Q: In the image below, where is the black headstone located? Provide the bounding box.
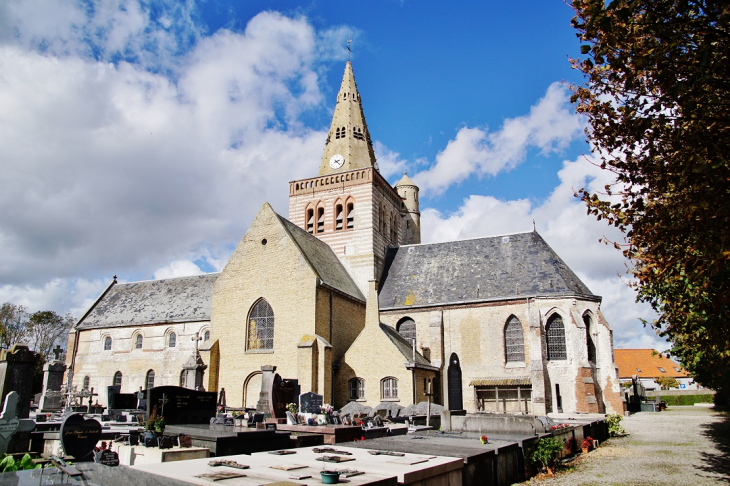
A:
[270,375,298,418]
[447,353,463,411]
[147,386,216,425]
[98,449,119,467]
[106,385,120,409]
[60,414,102,461]
[299,392,323,414]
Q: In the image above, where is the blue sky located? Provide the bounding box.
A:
[0,0,664,350]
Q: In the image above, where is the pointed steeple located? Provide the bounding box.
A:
[319,62,378,175]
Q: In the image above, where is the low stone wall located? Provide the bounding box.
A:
[441,411,543,436]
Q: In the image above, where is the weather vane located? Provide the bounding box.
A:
[347,37,352,61]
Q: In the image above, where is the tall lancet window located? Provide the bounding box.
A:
[247,299,275,351]
[335,204,344,230]
[504,316,525,362]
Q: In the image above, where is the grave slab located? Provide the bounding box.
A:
[112,443,210,466]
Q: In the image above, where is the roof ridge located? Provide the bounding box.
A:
[115,272,221,286]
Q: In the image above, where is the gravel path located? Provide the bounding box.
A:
[518,406,730,485]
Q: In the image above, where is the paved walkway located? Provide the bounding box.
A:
[519,406,730,485]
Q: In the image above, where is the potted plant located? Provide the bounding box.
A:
[154,415,166,433]
[319,450,340,484]
[581,436,594,454]
[566,436,578,455]
[530,437,563,477]
[318,404,333,425]
[479,435,488,444]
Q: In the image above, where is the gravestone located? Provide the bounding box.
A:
[107,386,138,411]
[299,392,323,414]
[0,392,35,456]
[0,344,39,420]
[269,374,298,419]
[97,449,119,467]
[256,365,276,414]
[447,352,463,411]
[147,386,216,425]
[39,350,67,412]
[60,413,102,462]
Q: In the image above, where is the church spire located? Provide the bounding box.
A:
[318,62,378,176]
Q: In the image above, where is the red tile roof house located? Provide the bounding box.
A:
[614,349,700,392]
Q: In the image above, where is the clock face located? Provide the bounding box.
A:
[329,154,344,169]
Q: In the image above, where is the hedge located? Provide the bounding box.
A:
[646,394,714,406]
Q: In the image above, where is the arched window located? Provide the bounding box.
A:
[306,207,314,233]
[316,206,325,233]
[349,377,365,400]
[104,336,112,351]
[584,315,596,363]
[335,203,344,230]
[113,371,123,387]
[83,376,90,391]
[381,377,398,399]
[247,299,275,350]
[505,316,525,362]
[135,334,143,349]
[546,314,567,361]
[146,370,155,390]
[204,330,210,341]
[168,332,176,348]
[180,370,187,388]
[346,202,354,229]
[397,318,416,346]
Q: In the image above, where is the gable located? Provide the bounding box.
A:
[379,231,596,309]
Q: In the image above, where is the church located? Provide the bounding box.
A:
[67,62,624,416]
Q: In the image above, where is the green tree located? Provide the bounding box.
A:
[26,311,73,363]
[0,303,29,350]
[570,0,730,398]
[656,376,680,390]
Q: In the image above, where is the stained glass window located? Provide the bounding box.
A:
[247,299,274,350]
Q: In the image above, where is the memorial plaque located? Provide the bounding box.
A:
[147,386,216,425]
[299,392,323,414]
[98,449,119,467]
[60,414,102,461]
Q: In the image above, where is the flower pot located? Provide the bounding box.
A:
[546,466,555,477]
[582,447,589,454]
[316,414,328,426]
[320,471,340,484]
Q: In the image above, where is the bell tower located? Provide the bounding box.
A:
[288,62,419,295]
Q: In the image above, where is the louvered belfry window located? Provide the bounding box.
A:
[335,204,343,230]
[247,299,275,350]
[505,316,525,362]
[546,315,567,360]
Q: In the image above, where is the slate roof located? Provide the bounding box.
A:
[614,349,689,379]
[379,323,435,369]
[76,273,218,329]
[378,231,596,309]
[278,215,365,303]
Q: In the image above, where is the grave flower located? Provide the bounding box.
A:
[287,403,298,415]
[479,435,488,444]
[320,404,334,415]
[581,436,594,453]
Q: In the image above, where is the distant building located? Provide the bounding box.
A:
[68,62,625,415]
[614,349,698,391]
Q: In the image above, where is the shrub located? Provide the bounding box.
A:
[646,394,714,406]
[531,437,563,472]
[605,413,625,437]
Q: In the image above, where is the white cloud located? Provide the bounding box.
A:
[153,259,204,280]
[0,7,334,316]
[420,151,664,349]
[414,82,583,195]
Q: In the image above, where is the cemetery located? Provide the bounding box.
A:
[0,344,620,485]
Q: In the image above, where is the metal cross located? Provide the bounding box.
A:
[159,393,169,417]
[347,38,352,61]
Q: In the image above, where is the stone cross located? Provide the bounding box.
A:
[0,392,35,456]
[191,332,203,356]
[52,345,63,361]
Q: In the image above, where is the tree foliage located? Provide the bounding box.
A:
[655,376,680,390]
[26,311,73,363]
[570,0,730,395]
[0,303,29,350]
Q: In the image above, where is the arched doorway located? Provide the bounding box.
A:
[242,371,263,409]
[447,353,463,411]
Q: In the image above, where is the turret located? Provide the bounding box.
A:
[395,172,421,245]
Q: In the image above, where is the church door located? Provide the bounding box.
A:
[447,353,463,411]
